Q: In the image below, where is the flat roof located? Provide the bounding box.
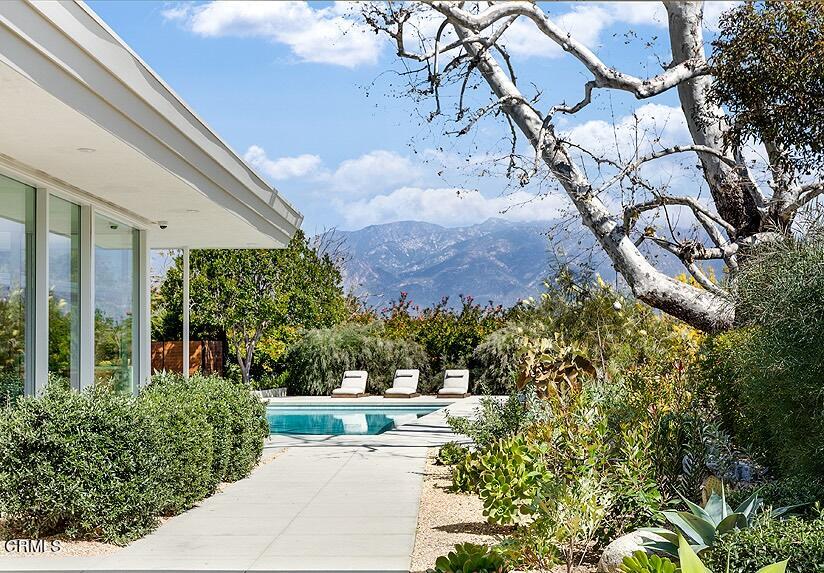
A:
[0,0,302,248]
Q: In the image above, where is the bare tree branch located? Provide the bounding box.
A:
[426,1,709,98]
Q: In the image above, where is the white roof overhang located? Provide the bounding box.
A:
[0,0,302,248]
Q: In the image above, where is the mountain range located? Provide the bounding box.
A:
[337,218,588,309]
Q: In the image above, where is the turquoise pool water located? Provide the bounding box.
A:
[266,404,441,435]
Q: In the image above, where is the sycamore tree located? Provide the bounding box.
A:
[362,1,823,331]
[155,230,348,384]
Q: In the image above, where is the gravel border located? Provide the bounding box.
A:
[411,449,513,573]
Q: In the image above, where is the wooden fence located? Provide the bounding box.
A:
[151,341,223,377]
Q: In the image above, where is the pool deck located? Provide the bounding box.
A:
[0,396,479,573]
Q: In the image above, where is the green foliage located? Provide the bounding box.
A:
[624,536,788,573]
[620,551,679,573]
[640,488,788,558]
[0,374,268,544]
[476,436,552,524]
[727,476,824,515]
[283,323,428,395]
[710,1,823,176]
[704,515,824,573]
[0,383,162,544]
[470,324,525,395]
[153,230,348,383]
[436,441,469,466]
[711,234,824,479]
[428,543,507,573]
[382,293,507,392]
[447,392,546,450]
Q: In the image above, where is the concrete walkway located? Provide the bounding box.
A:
[1,397,479,573]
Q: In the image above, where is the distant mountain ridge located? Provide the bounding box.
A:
[336,218,557,309]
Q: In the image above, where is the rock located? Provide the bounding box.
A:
[597,532,651,573]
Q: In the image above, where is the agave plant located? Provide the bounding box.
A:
[621,535,788,573]
[639,487,795,557]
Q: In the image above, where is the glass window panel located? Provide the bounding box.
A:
[94,213,135,393]
[0,174,34,400]
[48,196,81,388]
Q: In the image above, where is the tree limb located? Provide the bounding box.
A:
[426,1,709,98]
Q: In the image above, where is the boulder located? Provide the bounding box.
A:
[597,532,651,573]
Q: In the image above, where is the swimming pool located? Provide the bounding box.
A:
[266,404,441,435]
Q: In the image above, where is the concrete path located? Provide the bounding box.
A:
[0,397,479,573]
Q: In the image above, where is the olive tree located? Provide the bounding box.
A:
[362,1,823,331]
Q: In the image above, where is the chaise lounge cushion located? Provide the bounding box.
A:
[332,370,368,396]
[438,369,470,396]
[384,369,420,396]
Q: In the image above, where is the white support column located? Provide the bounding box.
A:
[182,247,190,379]
[79,205,94,389]
[33,188,49,395]
[136,230,151,391]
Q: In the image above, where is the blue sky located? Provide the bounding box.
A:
[88,1,739,234]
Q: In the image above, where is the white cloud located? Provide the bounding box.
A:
[503,4,615,59]
[244,145,321,180]
[339,187,565,228]
[564,103,690,157]
[163,1,382,68]
[702,2,740,33]
[326,150,423,195]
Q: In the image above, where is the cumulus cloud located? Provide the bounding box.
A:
[563,103,691,157]
[163,1,382,68]
[326,150,423,195]
[500,2,736,59]
[339,187,565,228]
[244,145,321,180]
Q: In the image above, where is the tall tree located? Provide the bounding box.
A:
[362,1,823,331]
[155,230,348,384]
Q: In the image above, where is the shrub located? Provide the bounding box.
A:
[382,293,507,393]
[717,233,824,478]
[0,374,268,544]
[703,515,824,573]
[727,476,824,515]
[470,325,524,395]
[446,391,547,450]
[283,323,429,395]
[0,383,163,543]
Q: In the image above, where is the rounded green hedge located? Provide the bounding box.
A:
[0,374,268,544]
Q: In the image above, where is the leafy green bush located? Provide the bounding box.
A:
[703,515,824,573]
[0,383,163,543]
[446,391,547,450]
[715,234,824,478]
[470,324,531,395]
[428,543,507,573]
[283,323,428,395]
[382,293,507,393]
[140,378,215,513]
[0,374,268,544]
[727,476,824,515]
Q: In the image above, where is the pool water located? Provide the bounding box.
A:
[266,404,441,435]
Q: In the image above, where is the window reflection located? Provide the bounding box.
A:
[48,196,81,388]
[0,174,34,401]
[94,214,135,393]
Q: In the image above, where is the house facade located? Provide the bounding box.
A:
[0,1,302,396]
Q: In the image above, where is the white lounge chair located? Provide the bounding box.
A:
[438,369,470,398]
[331,370,368,397]
[384,369,420,398]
